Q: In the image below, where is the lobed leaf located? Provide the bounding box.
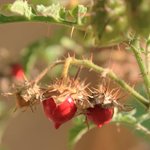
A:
[11,0,33,19]
[36,3,62,20]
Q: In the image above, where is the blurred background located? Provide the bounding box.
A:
[0,0,150,150]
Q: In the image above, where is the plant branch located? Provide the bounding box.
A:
[130,45,150,101]
[0,14,78,26]
[64,58,149,108]
[34,60,65,84]
[145,37,150,77]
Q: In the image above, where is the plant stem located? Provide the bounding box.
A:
[66,58,149,108]
[145,37,150,78]
[34,60,65,84]
[131,45,150,101]
[0,14,77,26]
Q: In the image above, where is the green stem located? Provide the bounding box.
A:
[131,45,150,101]
[0,14,77,26]
[145,37,150,78]
[68,58,149,108]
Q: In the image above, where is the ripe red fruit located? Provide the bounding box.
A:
[11,64,24,80]
[42,96,77,129]
[86,105,114,128]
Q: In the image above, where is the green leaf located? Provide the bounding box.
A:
[113,88,150,142]
[0,1,87,26]
[71,5,87,25]
[36,3,62,20]
[10,0,33,19]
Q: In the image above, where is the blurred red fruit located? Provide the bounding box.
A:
[42,96,77,129]
[11,64,24,80]
[86,105,114,128]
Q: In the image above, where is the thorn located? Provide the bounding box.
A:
[84,116,90,130]
[22,73,28,82]
[70,26,75,38]
[1,92,14,96]
[116,94,127,101]
[12,83,16,89]
[89,53,93,62]
[67,53,71,58]
[62,55,66,59]
[74,66,82,81]
[109,88,119,95]
[83,31,87,40]
[13,106,17,113]
[117,44,121,52]
[112,89,120,99]
[101,69,110,78]
[117,103,134,112]
[89,68,93,72]
[81,56,85,60]
[29,102,34,112]
[106,79,111,93]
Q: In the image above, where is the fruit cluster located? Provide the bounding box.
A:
[10,63,123,129]
[41,78,118,129]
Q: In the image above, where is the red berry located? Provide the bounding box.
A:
[11,64,24,80]
[42,96,77,129]
[86,105,114,128]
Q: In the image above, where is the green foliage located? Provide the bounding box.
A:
[126,0,150,36]
[0,0,150,45]
[71,5,87,25]
[36,3,62,20]
[113,106,150,140]
[0,0,87,26]
[69,107,150,149]
[0,0,150,149]
[10,0,33,19]
[91,0,128,46]
[0,0,33,19]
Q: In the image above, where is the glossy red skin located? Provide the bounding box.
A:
[42,96,77,129]
[86,105,114,128]
[11,64,24,80]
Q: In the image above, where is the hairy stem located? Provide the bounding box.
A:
[131,45,150,101]
[0,14,77,26]
[64,58,149,108]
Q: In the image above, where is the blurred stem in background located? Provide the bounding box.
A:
[0,101,10,150]
[129,37,150,101]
